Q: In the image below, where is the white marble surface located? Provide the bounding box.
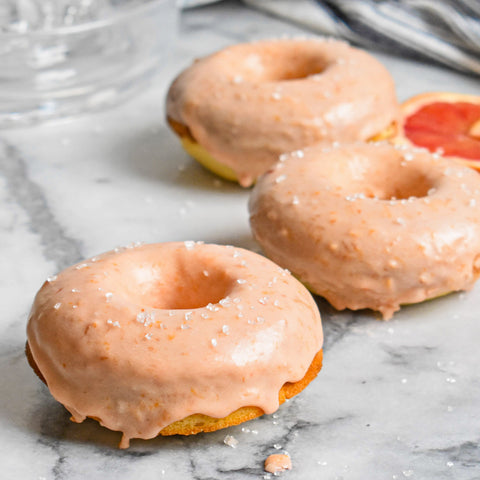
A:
[1,1,480,479]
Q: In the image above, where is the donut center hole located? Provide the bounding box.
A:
[241,50,326,82]
[367,174,433,200]
[328,150,436,200]
[275,61,324,81]
[129,263,235,310]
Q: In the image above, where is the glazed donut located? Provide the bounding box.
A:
[166,38,399,187]
[26,242,323,448]
[249,142,480,319]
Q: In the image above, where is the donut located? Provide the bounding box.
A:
[166,39,399,187]
[249,142,480,319]
[26,242,323,448]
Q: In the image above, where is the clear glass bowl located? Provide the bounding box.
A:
[0,0,177,127]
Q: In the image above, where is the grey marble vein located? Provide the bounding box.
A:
[0,139,83,271]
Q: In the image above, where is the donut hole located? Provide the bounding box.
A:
[325,150,436,200]
[238,48,326,82]
[126,261,235,310]
[370,172,433,200]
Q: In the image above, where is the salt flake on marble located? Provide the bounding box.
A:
[224,434,238,448]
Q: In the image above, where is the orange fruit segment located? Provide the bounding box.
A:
[392,92,480,170]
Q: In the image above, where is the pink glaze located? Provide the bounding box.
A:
[249,143,480,319]
[167,38,399,186]
[27,242,322,447]
[264,454,292,474]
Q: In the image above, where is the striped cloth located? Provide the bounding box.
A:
[181,0,480,76]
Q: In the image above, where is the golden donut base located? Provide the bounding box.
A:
[168,118,238,183]
[168,117,400,184]
[26,342,323,437]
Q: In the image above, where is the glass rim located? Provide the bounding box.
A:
[0,0,176,38]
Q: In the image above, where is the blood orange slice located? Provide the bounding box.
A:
[391,92,480,170]
[395,92,480,170]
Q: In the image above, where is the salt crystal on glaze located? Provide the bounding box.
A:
[184,240,195,250]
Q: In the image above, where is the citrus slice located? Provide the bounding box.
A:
[394,92,480,170]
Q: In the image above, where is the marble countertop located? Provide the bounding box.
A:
[1,1,480,479]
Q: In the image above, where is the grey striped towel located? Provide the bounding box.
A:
[182,0,480,76]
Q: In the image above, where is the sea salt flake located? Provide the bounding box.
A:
[54,303,61,310]
[203,270,209,277]
[75,263,88,270]
[184,240,195,250]
[275,174,287,184]
[47,275,57,282]
[237,278,247,284]
[201,312,209,319]
[145,333,152,340]
[211,338,217,347]
[206,303,220,312]
[292,195,300,205]
[219,297,232,307]
[71,288,80,293]
[470,198,477,207]
[181,324,190,330]
[222,325,230,335]
[105,292,113,303]
[224,434,238,448]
